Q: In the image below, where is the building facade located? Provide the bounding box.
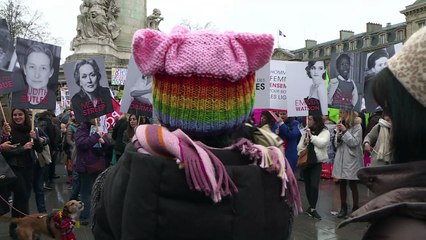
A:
[272,0,426,62]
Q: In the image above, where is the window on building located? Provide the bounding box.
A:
[379,33,387,45]
[325,47,331,56]
[418,21,426,28]
[396,30,404,41]
[314,49,319,58]
[363,36,370,48]
[349,41,356,51]
[336,43,343,53]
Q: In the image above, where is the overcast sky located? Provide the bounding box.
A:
[20,0,415,61]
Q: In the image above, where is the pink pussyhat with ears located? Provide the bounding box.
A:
[132,25,274,82]
[131,25,274,136]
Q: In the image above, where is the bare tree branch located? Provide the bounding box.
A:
[0,0,60,44]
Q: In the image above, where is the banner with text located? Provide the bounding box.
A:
[63,56,113,123]
[254,60,287,111]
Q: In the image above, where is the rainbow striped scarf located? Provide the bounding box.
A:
[133,124,302,215]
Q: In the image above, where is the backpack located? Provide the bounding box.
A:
[246,123,284,148]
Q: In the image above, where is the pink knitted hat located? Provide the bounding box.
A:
[132,26,274,81]
[132,26,274,135]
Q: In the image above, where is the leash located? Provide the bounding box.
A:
[0,194,45,219]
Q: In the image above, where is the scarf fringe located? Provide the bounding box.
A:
[133,125,302,214]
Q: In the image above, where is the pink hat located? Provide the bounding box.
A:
[131,26,274,136]
[132,26,274,82]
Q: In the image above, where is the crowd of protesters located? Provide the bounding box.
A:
[0,25,424,240]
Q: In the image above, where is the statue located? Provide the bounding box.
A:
[72,0,121,49]
[147,8,163,30]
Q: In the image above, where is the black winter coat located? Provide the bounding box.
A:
[93,144,294,240]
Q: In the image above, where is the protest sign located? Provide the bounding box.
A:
[63,56,113,123]
[111,67,127,85]
[120,57,153,119]
[254,60,287,111]
[11,38,61,110]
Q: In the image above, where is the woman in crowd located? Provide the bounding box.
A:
[339,27,426,239]
[363,114,392,166]
[121,114,138,146]
[273,112,302,172]
[332,110,363,218]
[74,118,109,225]
[305,60,328,116]
[92,26,301,240]
[259,110,276,130]
[71,58,113,122]
[0,109,43,239]
[297,115,330,220]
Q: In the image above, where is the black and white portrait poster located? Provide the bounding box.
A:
[0,19,15,72]
[120,57,153,120]
[362,43,403,112]
[63,56,113,123]
[0,19,21,96]
[286,61,328,116]
[328,52,363,111]
[11,38,61,110]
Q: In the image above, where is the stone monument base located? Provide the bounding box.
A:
[66,38,131,68]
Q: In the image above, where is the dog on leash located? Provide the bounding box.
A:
[0,200,84,240]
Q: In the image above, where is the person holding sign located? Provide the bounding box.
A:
[0,109,44,239]
[332,110,363,218]
[328,54,358,110]
[71,58,113,122]
[305,61,327,115]
[74,118,110,226]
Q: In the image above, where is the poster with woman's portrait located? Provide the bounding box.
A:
[362,43,403,112]
[63,56,113,123]
[11,38,61,110]
[286,61,328,116]
[120,57,153,121]
[0,19,22,96]
[328,52,363,111]
[0,19,15,72]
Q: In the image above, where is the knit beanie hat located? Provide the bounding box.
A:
[387,27,426,107]
[132,26,274,136]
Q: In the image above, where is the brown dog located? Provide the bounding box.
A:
[0,200,84,240]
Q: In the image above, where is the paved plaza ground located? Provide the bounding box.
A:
[0,166,370,240]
